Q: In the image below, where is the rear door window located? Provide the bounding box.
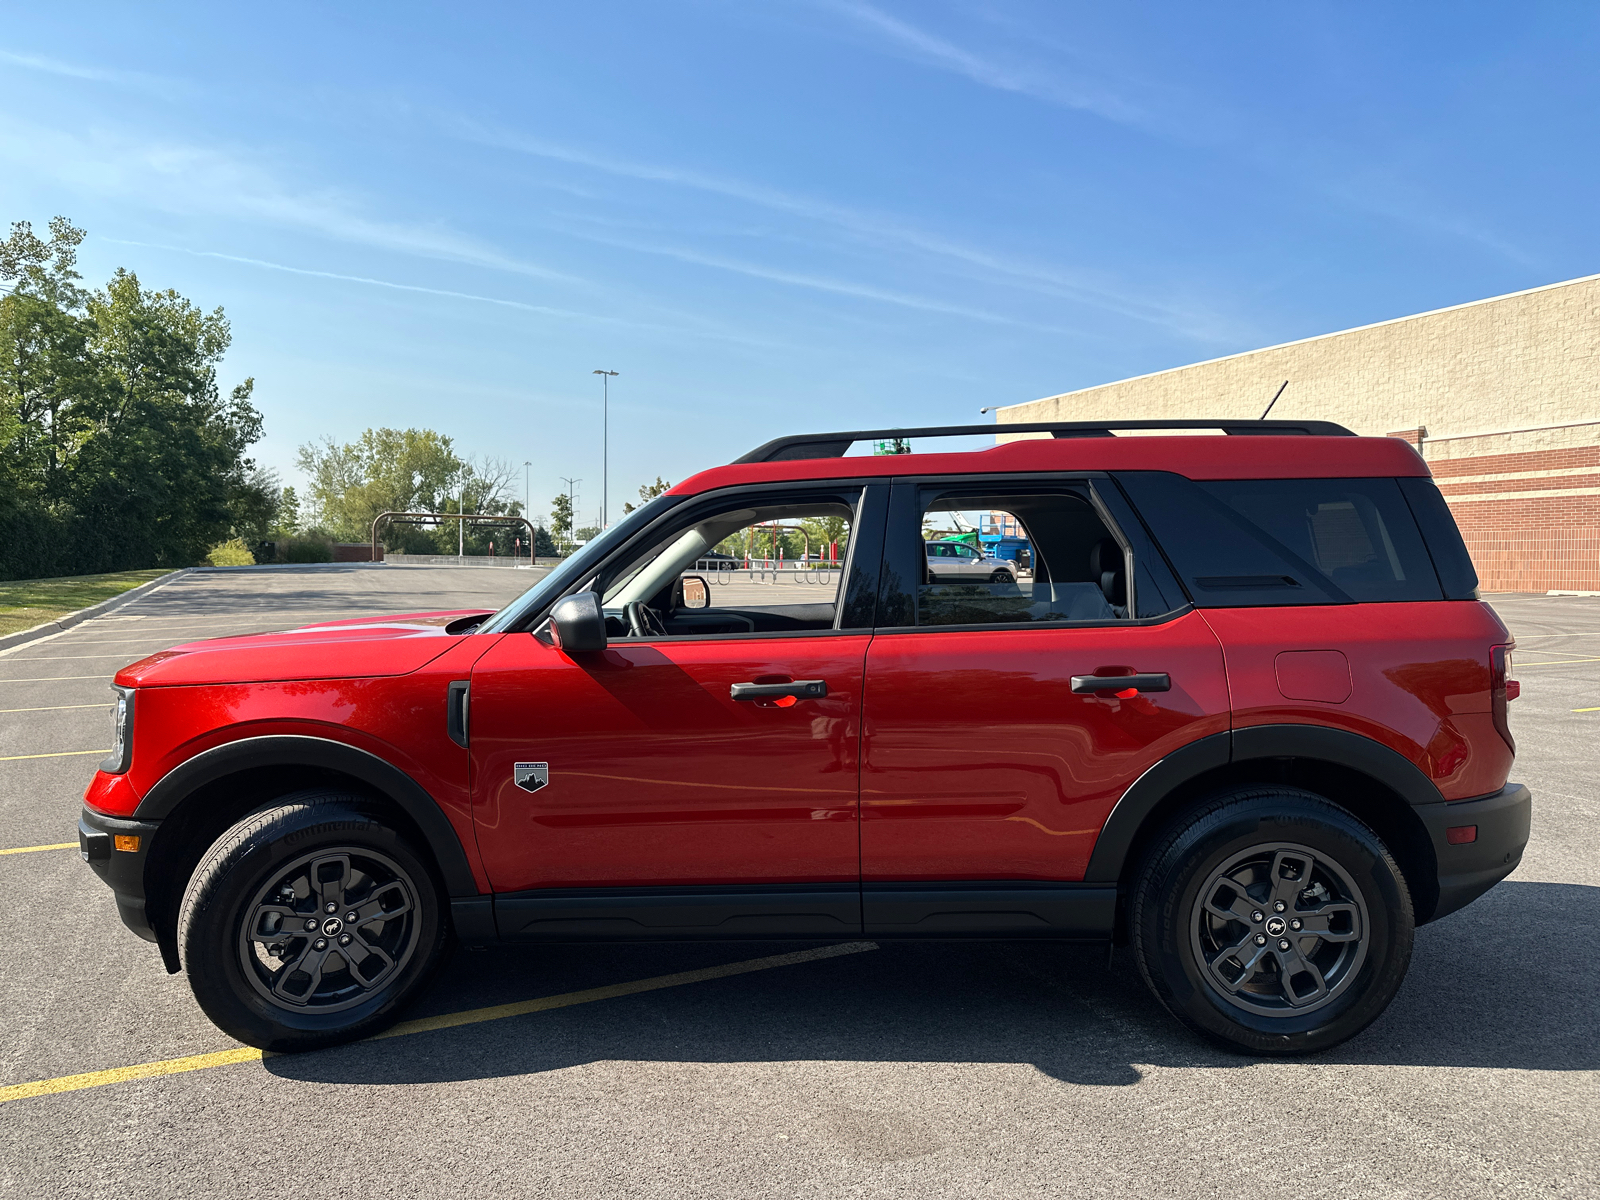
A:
[1116,473,1444,606]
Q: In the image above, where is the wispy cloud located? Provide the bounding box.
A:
[814,0,1144,125]
[557,226,1072,331]
[460,121,1241,341]
[105,239,797,348]
[0,47,185,96]
[0,115,577,284]
[811,5,1534,270]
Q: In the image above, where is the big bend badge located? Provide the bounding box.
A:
[513,762,549,794]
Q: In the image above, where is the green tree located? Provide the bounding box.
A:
[274,485,301,536]
[622,476,672,515]
[800,515,849,562]
[295,428,520,553]
[296,427,462,543]
[0,217,264,578]
[549,491,574,550]
[227,465,283,546]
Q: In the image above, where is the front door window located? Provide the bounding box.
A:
[468,486,883,893]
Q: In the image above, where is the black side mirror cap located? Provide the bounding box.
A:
[549,592,608,654]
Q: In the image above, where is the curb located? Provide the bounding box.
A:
[189,562,390,574]
[0,569,192,656]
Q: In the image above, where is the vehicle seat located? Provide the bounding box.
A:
[1090,538,1128,616]
[1033,581,1116,621]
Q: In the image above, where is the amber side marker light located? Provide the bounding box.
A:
[113,835,140,853]
[1446,826,1478,846]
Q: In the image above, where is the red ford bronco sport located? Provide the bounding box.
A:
[79,419,1530,1055]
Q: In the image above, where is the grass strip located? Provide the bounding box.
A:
[0,570,173,637]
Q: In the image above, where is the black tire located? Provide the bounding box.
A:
[178,791,447,1052]
[989,569,1011,582]
[1131,787,1413,1055]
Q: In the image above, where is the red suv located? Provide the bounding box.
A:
[79,419,1530,1055]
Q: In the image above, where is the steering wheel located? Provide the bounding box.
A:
[624,600,668,638]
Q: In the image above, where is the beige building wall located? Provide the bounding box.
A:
[999,273,1600,592]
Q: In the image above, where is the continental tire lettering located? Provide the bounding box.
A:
[282,820,377,845]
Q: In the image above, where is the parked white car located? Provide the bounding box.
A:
[925,540,1018,582]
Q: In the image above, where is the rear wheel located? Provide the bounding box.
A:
[178,792,447,1051]
[1131,787,1413,1055]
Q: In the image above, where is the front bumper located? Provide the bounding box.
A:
[1416,782,1532,922]
[79,806,161,943]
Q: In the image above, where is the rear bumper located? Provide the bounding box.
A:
[1416,782,1531,922]
[79,806,161,943]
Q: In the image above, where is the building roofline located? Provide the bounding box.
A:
[1001,270,1600,415]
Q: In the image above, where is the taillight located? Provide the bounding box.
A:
[1490,643,1516,753]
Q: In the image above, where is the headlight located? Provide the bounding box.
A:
[102,686,135,774]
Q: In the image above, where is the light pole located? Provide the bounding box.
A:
[593,370,618,529]
[559,476,580,552]
[523,460,531,561]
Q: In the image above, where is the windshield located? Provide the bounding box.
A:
[476,493,683,634]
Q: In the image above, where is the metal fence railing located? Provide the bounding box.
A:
[688,559,844,586]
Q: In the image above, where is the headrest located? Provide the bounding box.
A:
[1090,538,1126,606]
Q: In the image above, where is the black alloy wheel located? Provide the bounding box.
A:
[1189,842,1370,1015]
[179,792,446,1051]
[1132,787,1413,1055]
[238,846,419,1013]
[989,569,1011,582]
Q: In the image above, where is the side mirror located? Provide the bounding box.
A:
[548,592,607,654]
[680,575,710,610]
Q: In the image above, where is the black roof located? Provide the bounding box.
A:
[734,419,1356,464]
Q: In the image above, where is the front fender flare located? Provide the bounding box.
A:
[135,734,480,897]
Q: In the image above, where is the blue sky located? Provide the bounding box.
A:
[3,2,1596,526]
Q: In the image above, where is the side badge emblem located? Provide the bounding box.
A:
[513,762,549,794]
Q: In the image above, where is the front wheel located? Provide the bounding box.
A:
[177,792,447,1051]
[1131,787,1413,1055]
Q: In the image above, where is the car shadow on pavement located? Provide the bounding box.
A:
[263,880,1598,1088]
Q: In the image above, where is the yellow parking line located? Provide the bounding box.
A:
[0,842,77,856]
[0,1048,264,1103]
[0,677,109,684]
[375,941,876,1039]
[1513,657,1600,666]
[0,749,109,762]
[1574,707,1600,713]
[0,941,876,1105]
[0,704,112,714]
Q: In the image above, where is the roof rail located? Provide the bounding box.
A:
[733,419,1357,464]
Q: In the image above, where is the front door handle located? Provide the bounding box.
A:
[1071,673,1170,696]
[730,680,828,703]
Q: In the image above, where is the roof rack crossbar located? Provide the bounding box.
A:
[734,419,1357,464]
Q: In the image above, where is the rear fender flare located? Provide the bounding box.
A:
[1083,724,1444,884]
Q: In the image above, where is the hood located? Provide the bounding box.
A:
[113,609,495,688]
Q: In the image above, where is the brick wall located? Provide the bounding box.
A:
[1423,445,1600,591]
[1001,272,1600,593]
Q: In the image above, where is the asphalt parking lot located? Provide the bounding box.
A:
[2,569,1596,1198]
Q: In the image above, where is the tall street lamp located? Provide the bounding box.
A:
[559,476,581,551]
[593,370,618,529]
[523,460,531,561]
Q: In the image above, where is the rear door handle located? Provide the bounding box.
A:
[1071,673,1170,695]
[730,680,828,702]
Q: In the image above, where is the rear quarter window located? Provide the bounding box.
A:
[1116,472,1445,606]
